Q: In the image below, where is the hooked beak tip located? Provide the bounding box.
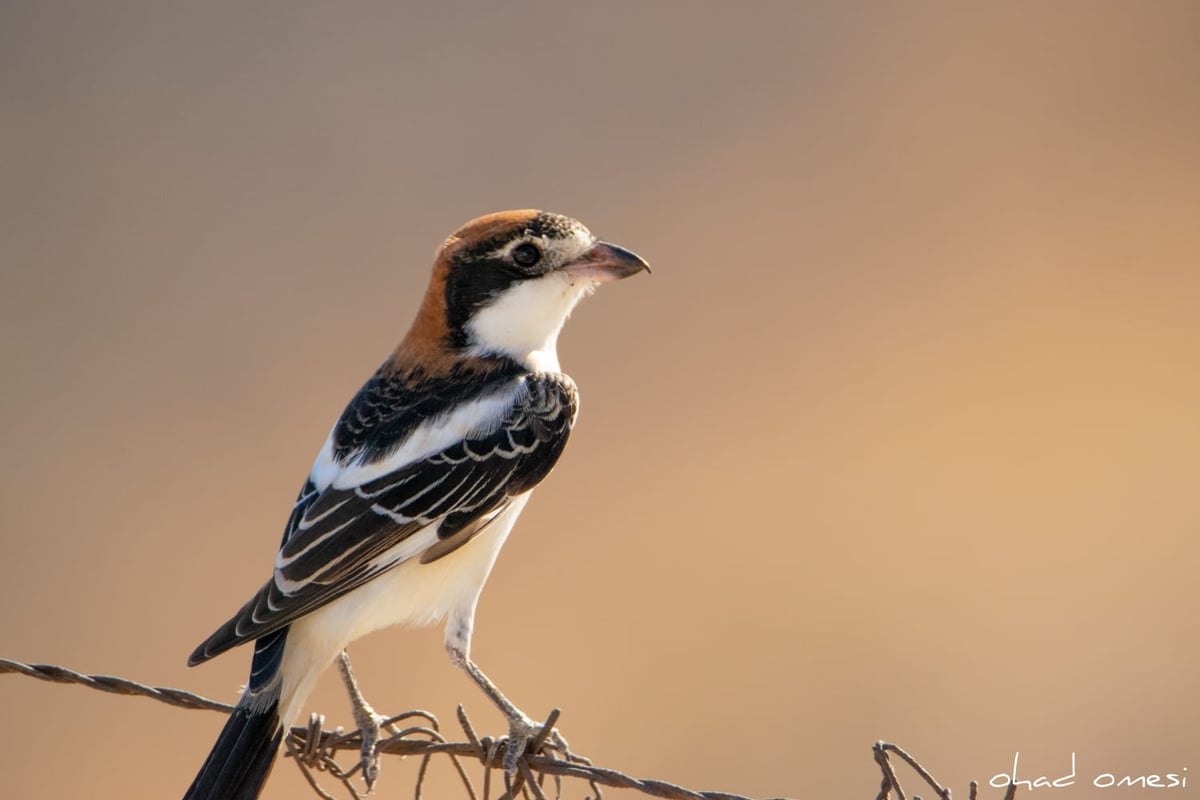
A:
[570,241,650,282]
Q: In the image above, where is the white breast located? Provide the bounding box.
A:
[270,493,532,727]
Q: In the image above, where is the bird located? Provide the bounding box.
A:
[182,209,649,799]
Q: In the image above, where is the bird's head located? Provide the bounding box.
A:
[401,210,649,372]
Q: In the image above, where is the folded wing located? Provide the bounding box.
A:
[189,372,577,666]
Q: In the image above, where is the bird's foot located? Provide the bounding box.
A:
[451,655,587,778]
[501,713,540,773]
[336,651,383,791]
[499,708,577,774]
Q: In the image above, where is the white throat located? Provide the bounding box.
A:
[465,272,594,372]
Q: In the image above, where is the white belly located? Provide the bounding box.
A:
[270,493,531,726]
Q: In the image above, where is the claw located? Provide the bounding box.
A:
[358,714,382,792]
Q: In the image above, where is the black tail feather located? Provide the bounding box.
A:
[183,698,283,800]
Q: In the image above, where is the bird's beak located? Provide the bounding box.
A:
[565,241,651,283]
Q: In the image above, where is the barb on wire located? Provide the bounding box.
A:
[2,657,1013,800]
[874,741,1018,800]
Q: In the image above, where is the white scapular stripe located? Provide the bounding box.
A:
[308,382,525,492]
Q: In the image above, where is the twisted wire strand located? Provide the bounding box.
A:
[0,657,234,712]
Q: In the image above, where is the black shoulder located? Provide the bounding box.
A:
[502,371,579,494]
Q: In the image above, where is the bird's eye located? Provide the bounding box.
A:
[511,242,542,268]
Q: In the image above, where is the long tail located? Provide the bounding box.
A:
[182,695,283,800]
[183,629,290,800]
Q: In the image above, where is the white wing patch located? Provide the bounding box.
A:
[308,382,524,492]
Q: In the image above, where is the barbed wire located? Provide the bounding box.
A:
[1,657,1013,800]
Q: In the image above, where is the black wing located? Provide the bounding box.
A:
[189,372,577,666]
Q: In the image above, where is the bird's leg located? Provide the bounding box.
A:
[445,616,572,773]
[336,650,383,791]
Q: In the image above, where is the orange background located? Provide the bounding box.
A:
[2,3,1198,799]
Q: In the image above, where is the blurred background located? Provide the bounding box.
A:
[2,2,1198,798]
